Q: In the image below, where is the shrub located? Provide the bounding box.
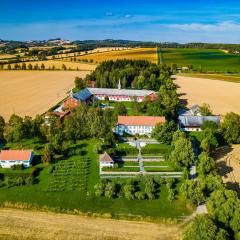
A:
[135,191,146,200]
[166,178,175,189]
[11,164,25,170]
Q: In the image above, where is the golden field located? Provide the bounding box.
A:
[175,75,240,115]
[49,46,130,59]
[0,208,181,240]
[0,54,15,59]
[179,73,240,83]
[2,60,96,71]
[66,47,158,64]
[0,71,91,120]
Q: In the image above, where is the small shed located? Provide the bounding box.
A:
[99,152,114,168]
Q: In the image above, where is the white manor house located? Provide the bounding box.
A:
[115,116,166,136]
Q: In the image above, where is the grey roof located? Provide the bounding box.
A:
[179,115,220,127]
[73,88,155,101]
[179,105,201,116]
[88,88,155,97]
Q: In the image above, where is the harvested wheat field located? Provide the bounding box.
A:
[0,71,90,120]
[0,54,15,59]
[175,75,240,115]
[3,60,96,71]
[70,48,157,64]
[0,208,181,240]
[215,145,240,191]
[48,47,130,59]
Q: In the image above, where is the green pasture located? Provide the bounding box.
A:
[161,48,240,72]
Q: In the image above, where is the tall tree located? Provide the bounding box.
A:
[183,215,228,240]
[200,103,213,116]
[221,112,240,144]
[170,135,194,168]
[0,115,5,141]
[152,121,177,144]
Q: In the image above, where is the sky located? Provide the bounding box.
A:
[1,0,240,43]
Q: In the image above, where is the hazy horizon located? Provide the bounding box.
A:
[1,0,240,43]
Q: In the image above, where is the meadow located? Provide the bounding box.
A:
[0,139,192,219]
[161,48,240,72]
[66,48,158,64]
[0,71,90,120]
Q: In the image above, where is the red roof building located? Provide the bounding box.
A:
[116,116,166,136]
[0,150,34,168]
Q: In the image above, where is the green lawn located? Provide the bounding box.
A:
[143,161,171,166]
[102,167,140,172]
[161,48,240,72]
[118,161,139,166]
[141,144,170,156]
[0,139,191,219]
[144,167,175,172]
[99,100,145,116]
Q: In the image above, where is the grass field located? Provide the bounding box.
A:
[0,139,191,219]
[179,73,240,83]
[161,48,240,72]
[175,75,240,115]
[0,71,91,120]
[2,60,96,71]
[0,208,182,240]
[66,48,158,64]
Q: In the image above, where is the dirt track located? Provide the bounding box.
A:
[175,76,240,115]
[0,71,91,120]
[0,208,181,240]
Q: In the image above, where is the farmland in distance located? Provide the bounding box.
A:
[161,48,240,72]
[66,48,158,64]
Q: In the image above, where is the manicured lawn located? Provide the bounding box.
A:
[118,161,139,166]
[143,161,171,166]
[0,139,191,218]
[141,144,170,156]
[144,167,175,172]
[102,167,140,172]
[161,48,240,72]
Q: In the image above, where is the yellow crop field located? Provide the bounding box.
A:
[2,60,97,71]
[175,75,240,115]
[0,208,181,240]
[0,54,16,59]
[65,47,158,64]
[0,71,92,120]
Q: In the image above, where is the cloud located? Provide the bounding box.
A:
[124,14,132,18]
[168,21,240,32]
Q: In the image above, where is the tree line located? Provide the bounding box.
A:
[150,111,240,239]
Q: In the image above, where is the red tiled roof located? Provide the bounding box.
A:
[0,150,33,161]
[117,116,166,126]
